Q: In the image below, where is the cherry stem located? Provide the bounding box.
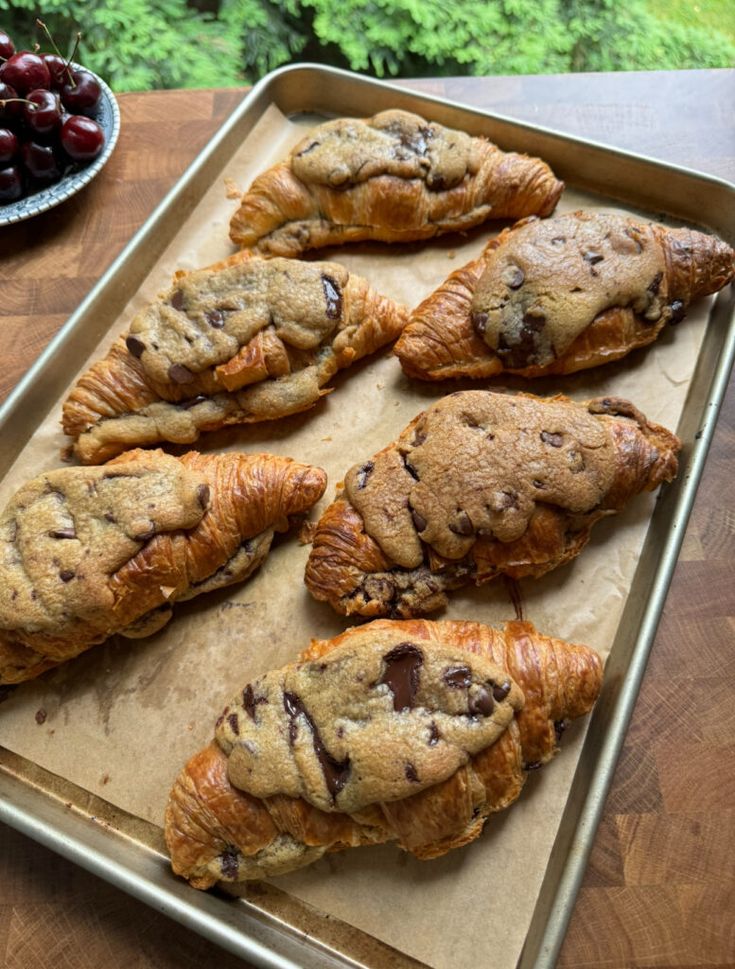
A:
[0,97,37,110]
[36,18,76,86]
[66,32,82,86]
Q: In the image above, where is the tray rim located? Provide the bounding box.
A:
[1,62,734,969]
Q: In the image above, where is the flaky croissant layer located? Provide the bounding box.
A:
[0,449,326,684]
[164,619,602,887]
[304,391,681,618]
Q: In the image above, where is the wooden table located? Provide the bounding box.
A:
[1,71,733,969]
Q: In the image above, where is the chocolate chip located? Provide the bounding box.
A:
[669,299,685,324]
[321,274,343,320]
[220,846,239,879]
[403,455,420,481]
[133,524,155,542]
[426,173,446,191]
[405,763,420,782]
[492,681,511,701]
[568,450,586,473]
[35,708,47,725]
[356,461,374,489]
[551,236,566,246]
[412,427,427,447]
[104,512,116,523]
[502,265,525,289]
[647,271,663,296]
[227,712,240,735]
[532,479,546,489]
[59,570,75,583]
[242,684,268,720]
[468,686,494,717]
[180,394,207,410]
[554,719,567,741]
[499,490,519,509]
[168,363,195,385]
[524,761,542,771]
[540,430,563,447]
[497,310,547,369]
[197,483,210,509]
[125,335,146,358]
[427,721,440,746]
[296,140,319,156]
[444,665,472,689]
[49,527,75,539]
[583,250,604,265]
[171,289,185,311]
[282,692,351,800]
[449,511,473,536]
[471,311,488,337]
[378,643,424,711]
[411,508,427,532]
[206,309,225,328]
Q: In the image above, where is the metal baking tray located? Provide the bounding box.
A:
[1,64,734,969]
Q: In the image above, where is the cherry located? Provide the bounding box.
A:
[42,53,70,90]
[0,30,14,61]
[60,114,103,161]
[61,69,101,116]
[23,88,62,137]
[1,51,51,95]
[0,127,18,164]
[22,140,61,181]
[0,164,22,201]
[0,81,22,123]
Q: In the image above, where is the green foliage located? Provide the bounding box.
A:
[0,0,732,92]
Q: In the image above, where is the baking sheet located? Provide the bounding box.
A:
[0,102,716,969]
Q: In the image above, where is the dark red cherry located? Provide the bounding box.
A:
[42,53,70,90]
[0,81,22,123]
[1,51,50,95]
[0,127,18,164]
[0,164,22,201]
[60,69,101,116]
[60,114,104,161]
[22,140,61,182]
[0,30,14,61]
[23,88,62,137]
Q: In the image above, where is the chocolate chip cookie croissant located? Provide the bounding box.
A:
[304,390,680,618]
[229,109,564,256]
[395,210,735,380]
[164,617,602,886]
[62,251,408,464]
[0,449,326,684]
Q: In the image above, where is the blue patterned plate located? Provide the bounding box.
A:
[0,66,120,226]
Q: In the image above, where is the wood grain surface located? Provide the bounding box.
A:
[1,71,734,969]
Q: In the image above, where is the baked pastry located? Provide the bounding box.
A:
[304,391,680,617]
[62,251,408,464]
[165,617,602,886]
[395,210,735,380]
[0,448,326,684]
[229,109,564,256]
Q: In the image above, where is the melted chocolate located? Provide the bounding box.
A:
[227,712,240,735]
[497,310,547,368]
[468,686,494,717]
[356,462,374,489]
[49,527,76,539]
[220,846,239,879]
[283,692,351,800]
[540,430,563,448]
[125,335,146,358]
[378,643,424,711]
[449,511,473,536]
[180,394,207,410]
[321,274,343,320]
[411,508,427,532]
[170,289,185,311]
[404,763,420,782]
[443,665,472,689]
[242,684,268,720]
[197,483,210,509]
[669,299,685,324]
[427,721,440,745]
[59,570,75,583]
[492,681,511,702]
[168,363,195,385]
[206,309,225,328]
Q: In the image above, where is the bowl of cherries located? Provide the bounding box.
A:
[0,24,120,225]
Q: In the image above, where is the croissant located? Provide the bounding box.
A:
[164,618,602,886]
[395,210,735,380]
[0,448,326,684]
[304,390,680,618]
[62,251,408,465]
[229,109,564,256]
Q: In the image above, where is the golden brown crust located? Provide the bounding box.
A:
[62,255,407,465]
[0,449,326,684]
[304,391,681,617]
[395,211,735,380]
[164,618,602,886]
[229,110,563,256]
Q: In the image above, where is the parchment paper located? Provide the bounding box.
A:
[0,104,711,969]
